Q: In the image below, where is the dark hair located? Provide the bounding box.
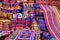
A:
[34,0,36,3]
[19,2,23,7]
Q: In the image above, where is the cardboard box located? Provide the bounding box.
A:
[0,20,3,25]
[0,3,2,8]
[3,20,10,28]
[0,25,2,31]
[0,13,12,20]
[0,13,7,19]
[7,14,12,20]
[2,20,10,31]
[3,13,7,18]
[0,13,3,17]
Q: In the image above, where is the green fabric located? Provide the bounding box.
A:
[11,35,16,39]
[22,14,25,18]
[28,4,31,10]
[40,33,43,40]
[3,3,6,6]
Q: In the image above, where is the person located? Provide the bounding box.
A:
[33,8,44,20]
[33,0,40,10]
[16,2,23,14]
[16,5,23,14]
[33,0,40,20]
[33,8,40,20]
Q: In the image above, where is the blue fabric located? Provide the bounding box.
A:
[19,2,23,8]
[43,32,49,38]
[33,36,36,40]
[16,9,23,13]
[18,35,24,40]
[19,2,23,5]
[33,4,40,9]
[22,32,25,34]
[34,13,44,17]
[7,10,13,13]
[28,32,31,34]
[39,25,45,30]
[26,36,30,38]
[38,19,44,22]
[20,35,23,38]
[28,19,32,22]
[9,10,13,13]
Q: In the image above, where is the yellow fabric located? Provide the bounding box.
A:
[32,20,39,30]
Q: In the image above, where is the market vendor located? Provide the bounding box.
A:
[16,2,24,14]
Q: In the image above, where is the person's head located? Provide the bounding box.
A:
[35,8,40,13]
[36,0,39,4]
[19,2,23,8]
